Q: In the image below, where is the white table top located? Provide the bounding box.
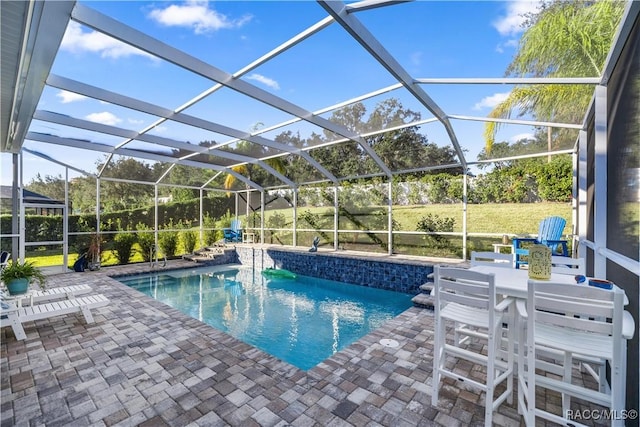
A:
[469,265,629,306]
[468,265,635,339]
[469,265,577,299]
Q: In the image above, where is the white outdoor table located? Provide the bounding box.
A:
[469,265,633,336]
[469,265,575,299]
[469,264,630,305]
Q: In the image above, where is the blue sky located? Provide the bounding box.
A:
[2,0,546,186]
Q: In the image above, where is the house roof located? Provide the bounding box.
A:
[0,185,63,205]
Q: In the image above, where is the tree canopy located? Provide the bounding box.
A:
[484,0,624,152]
[25,98,495,213]
[222,98,462,189]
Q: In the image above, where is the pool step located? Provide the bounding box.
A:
[412,282,434,309]
[183,246,225,263]
[419,283,434,293]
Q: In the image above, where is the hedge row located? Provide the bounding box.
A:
[0,196,234,247]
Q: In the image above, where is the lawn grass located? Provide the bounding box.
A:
[259,202,573,234]
[27,245,146,268]
[388,203,572,233]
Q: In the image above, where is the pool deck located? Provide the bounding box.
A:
[2,255,605,426]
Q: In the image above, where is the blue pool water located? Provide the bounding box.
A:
[117,265,413,370]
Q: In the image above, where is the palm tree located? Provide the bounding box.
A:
[484,1,625,153]
[223,130,287,221]
[223,162,250,193]
[223,146,287,192]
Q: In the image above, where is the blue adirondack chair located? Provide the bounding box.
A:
[513,216,569,269]
[223,219,242,243]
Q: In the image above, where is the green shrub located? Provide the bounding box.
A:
[298,210,332,243]
[112,232,137,265]
[267,212,287,229]
[246,211,261,229]
[416,213,455,249]
[472,164,537,203]
[135,223,156,262]
[202,214,219,245]
[158,221,179,258]
[158,232,178,258]
[407,181,426,205]
[299,210,322,229]
[424,174,451,203]
[181,230,198,254]
[536,155,572,202]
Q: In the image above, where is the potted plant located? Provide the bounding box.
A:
[1,260,46,295]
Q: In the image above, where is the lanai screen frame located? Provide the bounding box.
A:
[0,0,637,270]
[1,0,639,411]
[3,0,602,186]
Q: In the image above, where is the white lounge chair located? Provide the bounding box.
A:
[1,293,109,340]
[1,284,93,306]
[31,284,93,299]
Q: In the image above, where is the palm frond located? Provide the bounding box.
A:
[486,1,624,153]
[224,164,250,193]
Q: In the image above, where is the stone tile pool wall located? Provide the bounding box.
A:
[236,246,432,294]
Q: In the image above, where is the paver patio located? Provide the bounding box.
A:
[1,259,608,426]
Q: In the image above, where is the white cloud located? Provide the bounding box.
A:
[496,38,519,53]
[505,39,519,48]
[128,118,144,125]
[85,112,121,126]
[410,51,423,67]
[493,1,541,37]
[246,73,280,90]
[473,92,510,110]
[509,132,535,143]
[61,21,154,59]
[148,0,252,34]
[57,90,86,104]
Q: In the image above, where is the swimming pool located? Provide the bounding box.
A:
[117,265,413,370]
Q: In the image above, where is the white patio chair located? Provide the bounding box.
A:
[465,252,514,349]
[471,251,514,268]
[0,251,9,273]
[550,256,585,275]
[549,257,601,388]
[517,279,633,427]
[432,266,515,425]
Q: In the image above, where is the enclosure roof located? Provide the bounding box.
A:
[1,1,637,191]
